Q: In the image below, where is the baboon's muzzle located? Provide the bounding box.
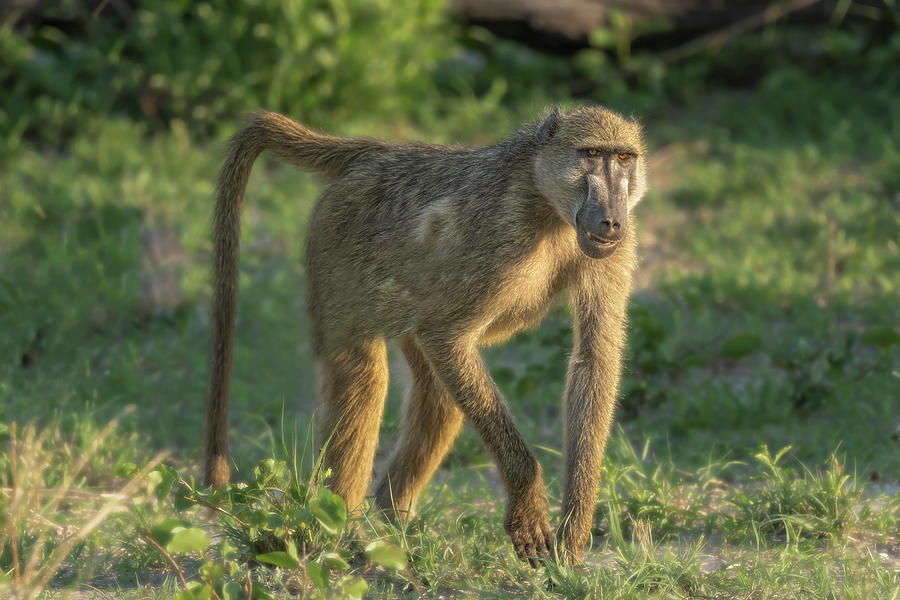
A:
[575,202,627,259]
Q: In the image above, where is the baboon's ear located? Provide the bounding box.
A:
[536,107,561,144]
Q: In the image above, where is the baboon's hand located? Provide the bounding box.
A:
[503,477,554,568]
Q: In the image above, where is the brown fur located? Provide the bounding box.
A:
[205,107,647,564]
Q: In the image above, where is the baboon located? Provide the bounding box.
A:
[205,106,647,564]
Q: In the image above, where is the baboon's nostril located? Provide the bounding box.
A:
[600,219,621,233]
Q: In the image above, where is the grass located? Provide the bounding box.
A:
[2,13,900,598]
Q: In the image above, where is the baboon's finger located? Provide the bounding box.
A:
[516,545,530,566]
[542,524,555,558]
[525,542,539,569]
[512,537,525,558]
[516,535,535,566]
[534,529,549,557]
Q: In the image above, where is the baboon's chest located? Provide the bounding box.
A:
[480,298,556,345]
[478,244,574,345]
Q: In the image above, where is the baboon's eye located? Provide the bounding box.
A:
[617,152,632,160]
[587,148,598,156]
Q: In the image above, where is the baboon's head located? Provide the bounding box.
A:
[533,106,646,259]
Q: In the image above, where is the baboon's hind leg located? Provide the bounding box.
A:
[317,337,389,512]
[374,336,464,520]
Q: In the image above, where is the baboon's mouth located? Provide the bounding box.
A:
[585,231,618,247]
[575,220,622,259]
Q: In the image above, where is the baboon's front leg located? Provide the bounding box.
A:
[374,337,464,520]
[558,290,629,564]
[418,336,554,566]
[317,338,389,512]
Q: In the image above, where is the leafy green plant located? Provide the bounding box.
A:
[0,0,455,150]
[130,457,409,600]
[727,446,862,542]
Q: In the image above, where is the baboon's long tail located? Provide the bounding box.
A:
[204,111,389,487]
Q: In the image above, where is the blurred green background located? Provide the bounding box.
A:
[1,0,899,596]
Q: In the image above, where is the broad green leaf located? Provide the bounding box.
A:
[308,488,347,534]
[721,332,762,359]
[150,464,178,501]
[247,509,275,529]
[609,8,630,29]
[228,560,242,577]
[256,551,299,569]
[221,539,238,560]
[166,527,211,554]
[173,484,195,511]
[589,28,617,48]
[286,539,298,561]
[145,470,163,496]
[365,541,407,570]
[251,582,275,600]
[199,560,224,583]
[150,517,189,546]
[306,561,327,589]
[266,513,283,529]
[221,581,242,600]
[323,552,350,572]
[341,578,369,599]
[115,462,138,478]
[175,580,211,600]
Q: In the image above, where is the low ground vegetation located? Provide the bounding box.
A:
[1,2,899,597]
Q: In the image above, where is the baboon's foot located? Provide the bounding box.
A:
[373,493,415,525]
[504,481,554,568]
[372,475,415,522]
[555,528,586,565]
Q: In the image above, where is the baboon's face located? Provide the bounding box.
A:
[534,108,646,259]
